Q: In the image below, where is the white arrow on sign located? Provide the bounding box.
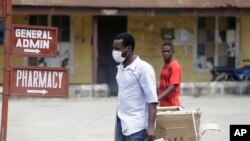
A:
[27,89,48,95]
[24,49,41,54]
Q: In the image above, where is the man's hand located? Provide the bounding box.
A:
[146,127,156,141]
[158,84,177,100]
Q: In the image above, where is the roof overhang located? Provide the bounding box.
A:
[12,0,250,16]
[12,6,250,16]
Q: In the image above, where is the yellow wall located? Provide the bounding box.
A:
[240,16,250,67]
[0,15,27,83]
[71,16,92,83]
[0,15,93,84]
[1,15,249,84]
[128,16,211,82]
[12,15,28,65]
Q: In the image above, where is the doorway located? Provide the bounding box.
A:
[97,16,127,96]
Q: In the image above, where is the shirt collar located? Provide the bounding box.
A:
[164,60,176,66]
[117,56,140,71]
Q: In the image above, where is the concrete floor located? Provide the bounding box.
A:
[0,94,250,141]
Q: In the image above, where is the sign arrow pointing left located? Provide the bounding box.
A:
[27,89,48,95]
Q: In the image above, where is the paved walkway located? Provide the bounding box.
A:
[1,94,250,141]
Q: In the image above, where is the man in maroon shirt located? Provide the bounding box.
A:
[158,42,182,106]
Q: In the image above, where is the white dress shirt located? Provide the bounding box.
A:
[116,56,158,136]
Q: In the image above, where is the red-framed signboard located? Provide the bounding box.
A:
[11,24,58,57]
[10,66,69,98]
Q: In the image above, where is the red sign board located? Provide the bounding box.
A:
[10,66,69,98]
[11,24,58,57]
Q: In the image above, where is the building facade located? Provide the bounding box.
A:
[0,0,250,95]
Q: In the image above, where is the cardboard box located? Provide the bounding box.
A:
[156,107,201,141]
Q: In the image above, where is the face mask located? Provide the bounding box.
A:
[112,50,126,63]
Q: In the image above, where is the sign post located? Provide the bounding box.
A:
[0,0,4,17]
[1,1,68,141]
[1,0,12,141]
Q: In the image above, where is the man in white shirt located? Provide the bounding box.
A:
[112,32,158,141]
